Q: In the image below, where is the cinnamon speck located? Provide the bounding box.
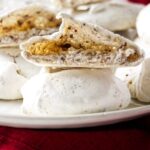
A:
[68,26,71,30]
[23,14,29,18]
[70,34,73,38]
[17,20,23,26]
[129,81,132,84]
[36,11,41,14]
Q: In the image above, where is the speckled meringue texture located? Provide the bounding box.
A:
[51,1,143,40]
[117,58,150,103]
[21,69,131,116]
[0,4,60,48]
[73,1,144,32]
[18,3,145,115]
[131,39,150,103]
[21,14,144,68]
[116,39,150,103]
[123,5,150,103]
[0,4,58,100]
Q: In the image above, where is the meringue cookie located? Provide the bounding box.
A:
[116,29,138,41]
[116,66,141,99]
[0,52,14,63]
[51,0,106,9]
[0,47,20,57]
[136,4,150,45]
[0,49,40,100]
[21,69,131,116]
[0,61,27,100]
[73,1,143,31]
[0,49,40,79]
[116,40,150,103]
[21,14,144,68]
[123,58,150,103]
[15,55,40,78]
[0,4,60,48]
[135,58,150,102]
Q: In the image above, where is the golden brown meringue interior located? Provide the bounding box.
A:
[0,7,61,37]
[26,39,116,56]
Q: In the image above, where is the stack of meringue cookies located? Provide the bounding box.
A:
[0,0,149,116]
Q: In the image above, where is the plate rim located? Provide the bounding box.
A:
[0,101,149,128]
[0,103,149,119]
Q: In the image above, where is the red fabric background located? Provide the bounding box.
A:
[0,0,149,150]
[0,115,149,150]
[129,0,150,4]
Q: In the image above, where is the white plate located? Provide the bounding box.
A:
[0,100,149,129]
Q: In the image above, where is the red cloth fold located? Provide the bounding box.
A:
[0,115,149,150]
[0,0,149,150]
[129,0,149,4]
